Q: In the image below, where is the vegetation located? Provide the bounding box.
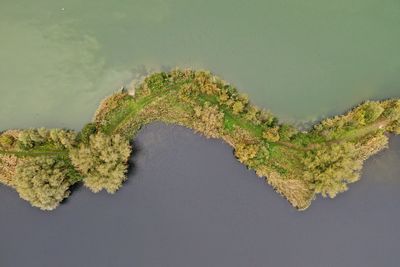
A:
[0,69,399,211]
[70,133,131,193]
[14,157,80,210]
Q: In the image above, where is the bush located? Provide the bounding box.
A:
[70,133,131,193]
[14,157,78,210]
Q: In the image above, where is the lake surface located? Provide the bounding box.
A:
[1,0,400,129]
[0,1,399,266]
[0,123,400,267]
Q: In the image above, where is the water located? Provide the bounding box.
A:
[0,123,399,267]
[1,0,400,130]
[0,1,399,266]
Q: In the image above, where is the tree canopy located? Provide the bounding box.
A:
[70,133,131,193]
[302,142,363,198]
[14,157,79,210]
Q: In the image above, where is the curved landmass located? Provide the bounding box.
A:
[0,69,399,211]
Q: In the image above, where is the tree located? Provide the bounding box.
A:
[302,142,362,198]
[70,133,131,193]
[14,157,78,210]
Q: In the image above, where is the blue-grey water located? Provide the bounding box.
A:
[0,123,399,267]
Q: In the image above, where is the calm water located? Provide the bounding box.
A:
[0,1,399,266]
[1,0,400,129]
[0,123,400,267]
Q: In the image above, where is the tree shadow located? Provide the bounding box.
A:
[60,182,83,206]
[122,139,141,187]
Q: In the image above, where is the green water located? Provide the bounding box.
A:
[1,0,399,130]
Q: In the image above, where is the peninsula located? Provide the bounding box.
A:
[0,69,399,211]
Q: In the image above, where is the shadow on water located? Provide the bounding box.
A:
[123,139,140,186]
[60,182,84,206]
